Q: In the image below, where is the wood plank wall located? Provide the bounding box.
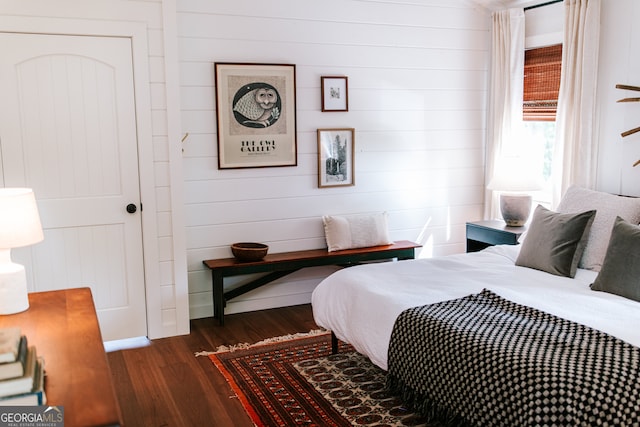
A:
[178,0,492,318]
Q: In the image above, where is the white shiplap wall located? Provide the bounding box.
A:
[178,0,492,318]
[597,0,640,197]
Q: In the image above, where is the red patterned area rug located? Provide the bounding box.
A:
[207,332,436,426]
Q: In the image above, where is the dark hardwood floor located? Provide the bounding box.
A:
[107,304,320,427]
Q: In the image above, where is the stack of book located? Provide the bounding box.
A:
[0,327,45,405]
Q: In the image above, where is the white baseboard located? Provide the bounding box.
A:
[104,336,151,352]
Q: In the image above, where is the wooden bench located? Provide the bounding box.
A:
[203,240,422,325]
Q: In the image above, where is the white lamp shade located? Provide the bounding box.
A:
[487,173,543,192]
[487,157,544,192]
[0,188,44,249]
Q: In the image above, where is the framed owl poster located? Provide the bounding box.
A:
[214,63,297,169]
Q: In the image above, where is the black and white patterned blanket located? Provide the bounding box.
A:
[386,289,640,427]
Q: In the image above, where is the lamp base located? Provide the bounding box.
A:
[500,194,532,227]
[0,263,30,315]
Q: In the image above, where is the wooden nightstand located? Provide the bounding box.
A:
[466,220,527,253]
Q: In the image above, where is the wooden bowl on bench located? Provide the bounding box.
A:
[231,242,269,262]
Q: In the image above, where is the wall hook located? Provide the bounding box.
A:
[181,132,189,153]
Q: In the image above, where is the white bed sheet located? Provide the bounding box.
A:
[311,244,640,370]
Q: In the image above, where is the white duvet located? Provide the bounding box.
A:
[311,244,640,370]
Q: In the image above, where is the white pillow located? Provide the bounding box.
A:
[322,212,393,252]
[557,185,640,271]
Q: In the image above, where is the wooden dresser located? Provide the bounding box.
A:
[0,287,122,427]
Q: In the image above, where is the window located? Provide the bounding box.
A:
[521,44,562,203]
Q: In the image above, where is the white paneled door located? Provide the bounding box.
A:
[0,33,147,341]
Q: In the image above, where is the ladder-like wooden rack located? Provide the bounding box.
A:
[616,84,640,166]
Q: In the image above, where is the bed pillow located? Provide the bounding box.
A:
[323,212,392,252]
[590,217,640,302]
[557,185,640,271]
[515,205,596,278]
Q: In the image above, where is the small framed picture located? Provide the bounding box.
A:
[321,76,348,112]
[214,62,297,169]
[317,128,355,188]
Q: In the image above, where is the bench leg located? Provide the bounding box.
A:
[331,331,339,354]
[212,271,225,326]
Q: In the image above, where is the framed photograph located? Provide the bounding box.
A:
[317,128,355,188]
[321,76,348,112]
[215,62,297,169]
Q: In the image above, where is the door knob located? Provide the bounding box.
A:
[126,203,137,214]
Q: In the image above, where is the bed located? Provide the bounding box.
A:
[311,186,640,426]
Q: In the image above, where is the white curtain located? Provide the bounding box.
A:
[551,0,601,207]
[484,9,525,220]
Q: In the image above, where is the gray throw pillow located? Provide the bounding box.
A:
[515,205,596,278]
[590,217,640,302]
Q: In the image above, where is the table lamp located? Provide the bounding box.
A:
[0,188,44,314]
[487,161,543,227]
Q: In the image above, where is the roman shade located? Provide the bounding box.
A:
[523,44,562,121]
